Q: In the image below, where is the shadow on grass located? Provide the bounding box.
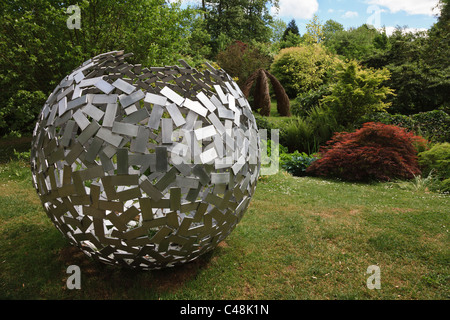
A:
[56,243,217,299]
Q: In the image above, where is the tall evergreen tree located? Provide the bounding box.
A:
[282,19,300,41]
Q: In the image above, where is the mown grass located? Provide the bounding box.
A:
[0,138,449,300]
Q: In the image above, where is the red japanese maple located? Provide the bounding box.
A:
[306,122,428,181]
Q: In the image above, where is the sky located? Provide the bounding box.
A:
[176,0,441,36]
[271,0,441,35]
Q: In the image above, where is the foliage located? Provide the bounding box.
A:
[412,110,450,143]
[260,138,288,159]
[321,60,394,127]
[325,24,390,62]
[291,85,332,117]
[217,41,272,86]
[270,18,287,43]
[359,110,450,143]
[280,151,318,177]
[253,113,275,131]
[200,0,278,55]
[418,143,450,179]
[364,27,449,115]
[304,14,325,45]
[282,19,300,41]
[270,45,339,98]
[323,19,344,42]
[278,106,339,154]
[0,90,47,135]
[278,31,303,50]
[307,122,428,182]
[0,0,199,136]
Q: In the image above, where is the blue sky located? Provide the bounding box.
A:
[177,0,441,35]
[271,0,441,35]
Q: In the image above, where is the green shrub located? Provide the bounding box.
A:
[321,60,394,127]
[281,151,318,177]
[412,110,450,143]
[418,143,450,179]
[254,113,275,131]
[0,90,47,136]
[291,85,331,117]
[360,110,450,143]
[280,117,318,154]
[358,112,416,131]
[265,105,339,154]
[440,178,450,193]
[270,45,339,98]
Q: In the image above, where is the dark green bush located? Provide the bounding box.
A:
[0,90,47,136]
[281,151,318,177]
[277,106,339,154]
[359,110,450,143]
[411,110,450,143]
[358,112,416,131]
[291,85,331,117]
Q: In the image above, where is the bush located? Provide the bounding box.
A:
[440,178,450,193]
[412,110,450,143]
[281,151,318,177]
[418,143,450,179]
[321,60,394,127]
[0,90,47,135]
[306,122,428,182]
[280,117,315,154]
[265,105,339,154]
[360,110,450,143]
[270,45,338,98]
[291,85,331,117]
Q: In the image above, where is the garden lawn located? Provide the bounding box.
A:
[0,140,448,299]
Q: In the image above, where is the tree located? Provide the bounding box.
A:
[323,19,344,38]
[279,31,303,49]
[201,0,279,54]
[0,0,200,136]
[321,60,395,127]
[304,14,325,44]
[363,27,449,115]
[242,69,291,117]
[324,24,387,61]
[270,18,287,43]
[282,19,300,41]
[216,41,272,87]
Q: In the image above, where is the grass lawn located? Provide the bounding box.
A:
[0,137,449,300]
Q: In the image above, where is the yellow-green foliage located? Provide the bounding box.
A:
[418,142,450,179]
[321,60,395,127]
[270,44,339,98]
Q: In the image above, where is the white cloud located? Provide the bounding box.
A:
[366,0,439,16]
[342,11,359,18]
[271,0,319,20]
[383,26,429,36]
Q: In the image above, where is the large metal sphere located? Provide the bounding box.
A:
[31,51,261,270]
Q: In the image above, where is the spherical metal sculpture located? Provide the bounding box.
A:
[31,51,261,270]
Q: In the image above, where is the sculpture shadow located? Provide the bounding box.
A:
[58,244,218,298]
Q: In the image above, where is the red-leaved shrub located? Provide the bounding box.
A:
[306,122,428,181]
